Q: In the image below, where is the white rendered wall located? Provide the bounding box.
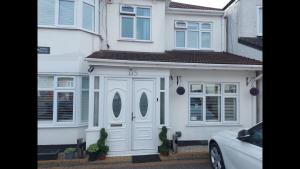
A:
[165,13,225,52]
[169,69,256,141]
[38,126,87,145]
[103,0,166,52]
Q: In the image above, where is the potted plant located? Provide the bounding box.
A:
[158,126,170,156]
[87,144,99,161]
[64,147,76,159]
[97,128,109,160]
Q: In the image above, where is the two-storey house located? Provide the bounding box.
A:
[38,0,262,157]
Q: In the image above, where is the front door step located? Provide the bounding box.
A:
[132,154,161,163]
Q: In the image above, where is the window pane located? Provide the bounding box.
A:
[160,78,165,90]
[38,0,55,25]
[121,6,134,12]
[190,84,203,93]
[136,18,150,40]
[38,91,53,120]
[259,8,262,34]
[38,76,54,88]
[176,31,185,47]
[93,92,99,126]
[57,92,74,121]
[206,84,220,94]
[122,17,134,38]
[112,92,122,118]
[140,92,148,117]
[137,7,150,17]
[82,76,89,89]
[224,84,237,93]
[160,92,165,124]
[58,0,75,25]
[188,22,199,30]
[81,91,89,122]
[201,32,211,48]
[206,96,221,121]
[175,21,186,28]
[225,98,237,121]
[187,31,198,48]
[94,76,99,89]
[201,23,211,29]
[57,77,74,87]
[82,3,95,31]
[190,97,203,121]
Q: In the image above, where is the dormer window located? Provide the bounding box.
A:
[120,5,151,41]
[175,21,213,50]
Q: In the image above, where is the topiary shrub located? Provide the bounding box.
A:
[158,126,170,156]
[97,128,109,159]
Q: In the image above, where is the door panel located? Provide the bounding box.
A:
[105,78,130,153]
[132,79,155,151]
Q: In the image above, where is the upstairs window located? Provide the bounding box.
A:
[175,21,212,49]
[120,5,151,41]
[38,0,75,26]
[257,6,263,36]
[82,0,95,32]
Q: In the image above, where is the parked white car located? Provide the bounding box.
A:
[209,122,262,169]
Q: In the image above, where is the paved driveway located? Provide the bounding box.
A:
[39,159,212,169]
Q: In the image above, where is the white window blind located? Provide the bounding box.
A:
[57,92,74,121]
[38,76,54,89]
[82,2,95,31]
[190,97,203,121]
[206,96,221,121]
[38,0,55,25]
[58,0,75,25]
[38,91,54,120]
[224,98,237,121]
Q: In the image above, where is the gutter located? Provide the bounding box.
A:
[166,7,224,16]
[85,58,262,71]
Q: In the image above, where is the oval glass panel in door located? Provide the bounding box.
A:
[139,92,148,117]
[112,92,122,118]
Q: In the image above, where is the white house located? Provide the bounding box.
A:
[38,0,262,157]
[224,0,263,123]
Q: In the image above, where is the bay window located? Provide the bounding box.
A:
[38,0,75,26]
[188,82,239,124]
[120,5,151,40]
[175,21,212,49]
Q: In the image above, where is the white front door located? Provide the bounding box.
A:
[132,79,156,151]
[104,78,156,155]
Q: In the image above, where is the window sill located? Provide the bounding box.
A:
[187,123,242,127]
[38,25,101,37]
[173,48,214,51]
[38,123,88,129]
[118,39,153,43]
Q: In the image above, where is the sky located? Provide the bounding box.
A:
[172,0,231,9]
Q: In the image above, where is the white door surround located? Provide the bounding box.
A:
[104,77,157,156]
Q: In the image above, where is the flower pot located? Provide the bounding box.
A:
[64,152,75,159]
[160,152,169,156]
[88,152,98,161]
[98,153,106,160]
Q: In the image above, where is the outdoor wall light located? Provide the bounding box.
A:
[88,66,94,73]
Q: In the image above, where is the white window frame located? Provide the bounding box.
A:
[119,4,152,41]
[256,6,263,36]
[82,0,96,32]
[38,0,76,28]
[188,82,240,126]
[175,21,213,50]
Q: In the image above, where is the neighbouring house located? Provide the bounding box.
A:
[38,0,262,157]
[224,0,263,123]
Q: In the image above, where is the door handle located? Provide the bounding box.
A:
[132,112,136,121]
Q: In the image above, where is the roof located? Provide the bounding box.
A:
[223,0,236,10]
[87,50,262,65]
[238,37,263,51]
[169,1,223,11]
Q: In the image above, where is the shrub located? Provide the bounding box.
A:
[64,147,76,154]
[158,126,170,155]
[97,128,109,155]
[87,144,99,153]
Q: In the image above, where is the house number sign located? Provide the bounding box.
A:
[38,46,50,54]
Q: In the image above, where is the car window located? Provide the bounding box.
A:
[246,123,262,147]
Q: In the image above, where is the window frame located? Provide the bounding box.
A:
[82,0,96,32]
[256,6,263,36]
[188,82,240,126]
[38,0,76,28]
[119,4,152,41]
[174,21,213,50]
